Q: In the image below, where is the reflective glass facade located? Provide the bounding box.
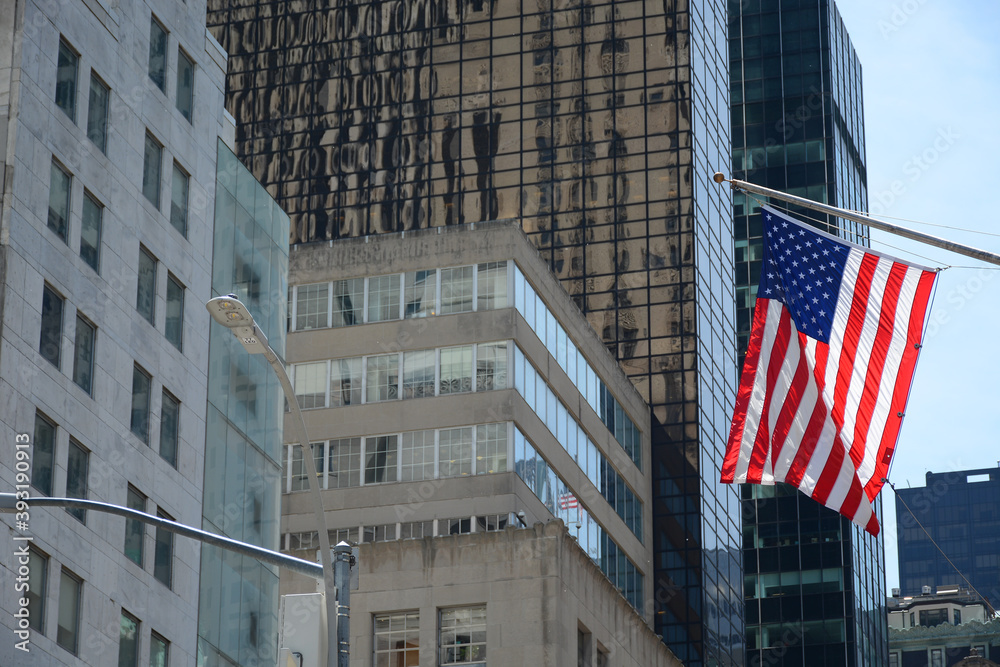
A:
[729,1,885,665]
[896,468,1000,612]
[199,141,290,667]
[207,1,739,663]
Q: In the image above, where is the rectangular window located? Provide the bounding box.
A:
[142,132,162,208]
[402,349,436,399]
[136,247,157,325]
[80,192,103,271]
[364,435,398,484]
[439,346,473,395]
[175,48,194,122]
[124,486,145,565]
[363,524,396,542]
[476,342,507,391]
[476,423,507,474]
[170,163,189,236]
[87,73,109,152]
[27,547,48,633]
[329,357,362,406]
[55,39,78,120]
[440,266,474,314]
[48,160,71,241]
[295,283,329,330]
[293,361,327,409]
[404,269,436,318]
[154,510,173,588]
[149,632,169,667]
[400,520,435,539]
[287,445,309,492]
[374,611,419,665]
[366,354,399,402]
[32,412,56,496]
[477,261,508,310]
[66,439,89,523]
[159,390,179,467]
[367,274,401,322]
[130,365,152,443]
[148,17,167,91]
[328,437,362,489]
[931,649,944,667]
[165,273,184,350]
[72,314,95,394]
[438,518,472,536]
[40,284,64,368]
[439,607,486,666]
[57,569,82,654]
[400,430,435,482]
[439,427,473,478]
[332,278,364,327]
[119,610,140,667]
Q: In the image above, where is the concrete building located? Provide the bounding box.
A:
[888,587,1000,667]
[278,221,672,664]
[728,1,885,664]
[206,0,741,662]
[0,1,288,666]
[895,467,1000,613]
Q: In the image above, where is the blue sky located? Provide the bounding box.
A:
[833,1,1000,594]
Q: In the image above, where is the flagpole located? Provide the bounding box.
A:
[713,173,1000,267]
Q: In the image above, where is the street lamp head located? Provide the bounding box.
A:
[206,294,269,355]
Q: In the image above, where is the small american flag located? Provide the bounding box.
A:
[722,206,937,535]
[558,493,579,510]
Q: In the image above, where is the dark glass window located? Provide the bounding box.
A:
[176,49,194,122]
[118,610,140,667]
[136,247,157,325]
[48,160,71,241]
[80,192,103,272]
[170,163,189,236]
[72,314,95,394]
[165,273,184,350]
[159,389,179,467]
[57,569,82,654]
[154,510,173,587]
[55,39,78,120]
[148,17,167,91]
[27,547,47,632]
[87,73,110,152]
[40,285,64,368]
[149,632,169,667]
[142,132,162,208]
[124,485,145,565]
[32,412,56,496]
[130,365,151,443]
[65,439,89,522]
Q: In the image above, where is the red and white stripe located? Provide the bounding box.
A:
[722,246,936,536]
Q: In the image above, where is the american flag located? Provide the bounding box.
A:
[722,206,938,535]
[558,493,579,510]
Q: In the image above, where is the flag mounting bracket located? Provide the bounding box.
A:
[713,172,1000,268]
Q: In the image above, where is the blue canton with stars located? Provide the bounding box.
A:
[758,206,850,343]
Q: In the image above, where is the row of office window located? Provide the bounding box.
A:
[510,264,642,468]
[373,607,486,667]
[38,284,181,467]
[147,15,196,122]
[289,259,642,470]
[281,423,510,493]
[290,261,508,331]
[31,412,176,590]
[513,346,643,541]
[291,341,508,407]
[285,514,515,550]
[514,427,644,611]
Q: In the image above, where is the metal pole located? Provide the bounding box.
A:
[333,542,352,667]
[714,173,1000,267]
[0,494,323,579]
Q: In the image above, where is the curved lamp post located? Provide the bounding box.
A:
[206,295,341,667]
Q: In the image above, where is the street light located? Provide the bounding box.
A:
[207,295,343,667]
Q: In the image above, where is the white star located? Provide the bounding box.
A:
[822,293,830,299]
[809,267,816,275]
[805,284,812,292]
[811,316,817,323]
[812,297,819,304]
[818,310,826,317]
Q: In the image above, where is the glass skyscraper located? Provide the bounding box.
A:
[896,467,1000,612]
[207,0,741,664]
[199,141,290,667]
[729,0,885,665]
